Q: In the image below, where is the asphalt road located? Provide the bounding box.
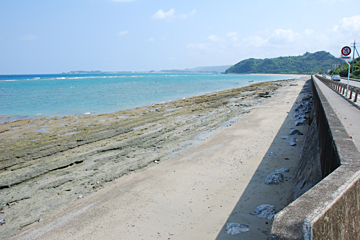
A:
[324,75,360,88]
[314,76,360,151]
[339,78,360,88]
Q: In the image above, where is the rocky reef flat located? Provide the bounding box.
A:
[0,79,294,238]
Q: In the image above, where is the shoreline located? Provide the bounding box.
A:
[0,75,304,124]
[0,77,307,239]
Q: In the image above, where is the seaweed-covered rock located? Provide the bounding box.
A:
[265,172,284,184]
[288,129,303,135]
[289,137,296,146]
[226,223,249,235]
[276,167,289,173]
[252,204,275,220]
[295,118,307,126]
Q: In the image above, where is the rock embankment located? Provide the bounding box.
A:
[290,86,322,201]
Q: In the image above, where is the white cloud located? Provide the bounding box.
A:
[186,15,360,66]
[146,38,155,42]
[226,32,238,41]
[331,15,360,46]
[187,28,307,64]
[242,35,268,47]
[152,9,175,19]
[226,32,237,37]
[188,29,299,55]
[332,25,339,32]
[207,35,221,42]
[20,35,37,41]
[117,31,129,36]
[339,15,360,32]
[268,29,298,44]
[151,9,195,20]
[304,29,314,35]
[187,43,207,51]
[179,10,196,19]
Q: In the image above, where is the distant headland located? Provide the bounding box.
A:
[63,51,346,76]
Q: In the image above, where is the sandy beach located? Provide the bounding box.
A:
[0,76,311,239]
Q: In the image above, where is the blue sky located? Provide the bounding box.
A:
[1,0,360,74]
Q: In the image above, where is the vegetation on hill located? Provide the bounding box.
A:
[225,51,343,74]
[329,57,360,79]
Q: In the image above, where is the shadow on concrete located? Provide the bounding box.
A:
[215,79,313,240]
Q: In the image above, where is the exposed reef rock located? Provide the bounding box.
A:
[0,80,294,238]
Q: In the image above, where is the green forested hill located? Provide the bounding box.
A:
[225,51,343,74]
[329,57,360,79]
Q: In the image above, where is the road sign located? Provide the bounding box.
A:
[341,46,351,56]
[340,46,352,96]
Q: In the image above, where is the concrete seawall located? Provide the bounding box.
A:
[269,76,360,239]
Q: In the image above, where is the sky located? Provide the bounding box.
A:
[1,0,360,74]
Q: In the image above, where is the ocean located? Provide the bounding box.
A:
[0,73,296,119]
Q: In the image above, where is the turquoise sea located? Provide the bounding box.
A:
[0,73,296,119]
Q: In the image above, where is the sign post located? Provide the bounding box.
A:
[341,46,351,96]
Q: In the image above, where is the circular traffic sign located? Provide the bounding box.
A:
[341,46,351,56]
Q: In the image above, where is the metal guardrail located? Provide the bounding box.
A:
[316,75,360,102]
